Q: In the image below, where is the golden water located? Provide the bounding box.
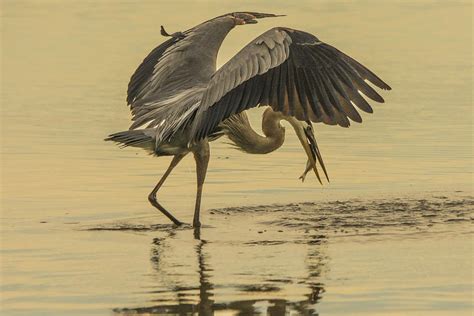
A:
[1,1,472,315]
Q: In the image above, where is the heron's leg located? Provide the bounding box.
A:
[192,140,210,228]
[148,154,186,226]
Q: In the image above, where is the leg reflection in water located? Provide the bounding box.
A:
[114,230,327,315]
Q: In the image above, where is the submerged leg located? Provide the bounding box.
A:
[148,154,186,226]
[192,140,210,228]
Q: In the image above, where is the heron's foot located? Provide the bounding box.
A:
[148,194,184,227]
[172,220,184,227]
[174,222,193,229]
[164,217,183,227]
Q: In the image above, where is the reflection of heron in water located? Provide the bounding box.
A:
[113,231,327,315]
[106,12,391,228]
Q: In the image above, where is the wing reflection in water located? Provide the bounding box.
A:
[114,228,328,315]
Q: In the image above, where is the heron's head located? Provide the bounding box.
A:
[284,116,330,184]
[230,12,285,26]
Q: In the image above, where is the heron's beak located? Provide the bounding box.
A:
[286,118,329,184]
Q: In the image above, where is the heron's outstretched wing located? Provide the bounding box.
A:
[126,16,236,126]
[127,35,185,106]
[126,28,214,107]
[190,27,391,140]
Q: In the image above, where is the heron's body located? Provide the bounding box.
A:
[106,12,391,229]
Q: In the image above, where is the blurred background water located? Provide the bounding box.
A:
[1,0,472,315]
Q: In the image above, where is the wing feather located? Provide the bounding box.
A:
[125,16,239,133]
[190,27,391,140]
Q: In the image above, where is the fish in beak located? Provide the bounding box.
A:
[286,117,329,184]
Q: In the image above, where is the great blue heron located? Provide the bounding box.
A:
[106,12,391,228]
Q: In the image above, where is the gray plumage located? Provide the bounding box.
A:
[220,110,285,154]
[106,12,391,229]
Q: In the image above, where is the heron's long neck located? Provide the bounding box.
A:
[221,111,285,154]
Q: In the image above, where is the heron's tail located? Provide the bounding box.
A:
[105,129,156,153]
